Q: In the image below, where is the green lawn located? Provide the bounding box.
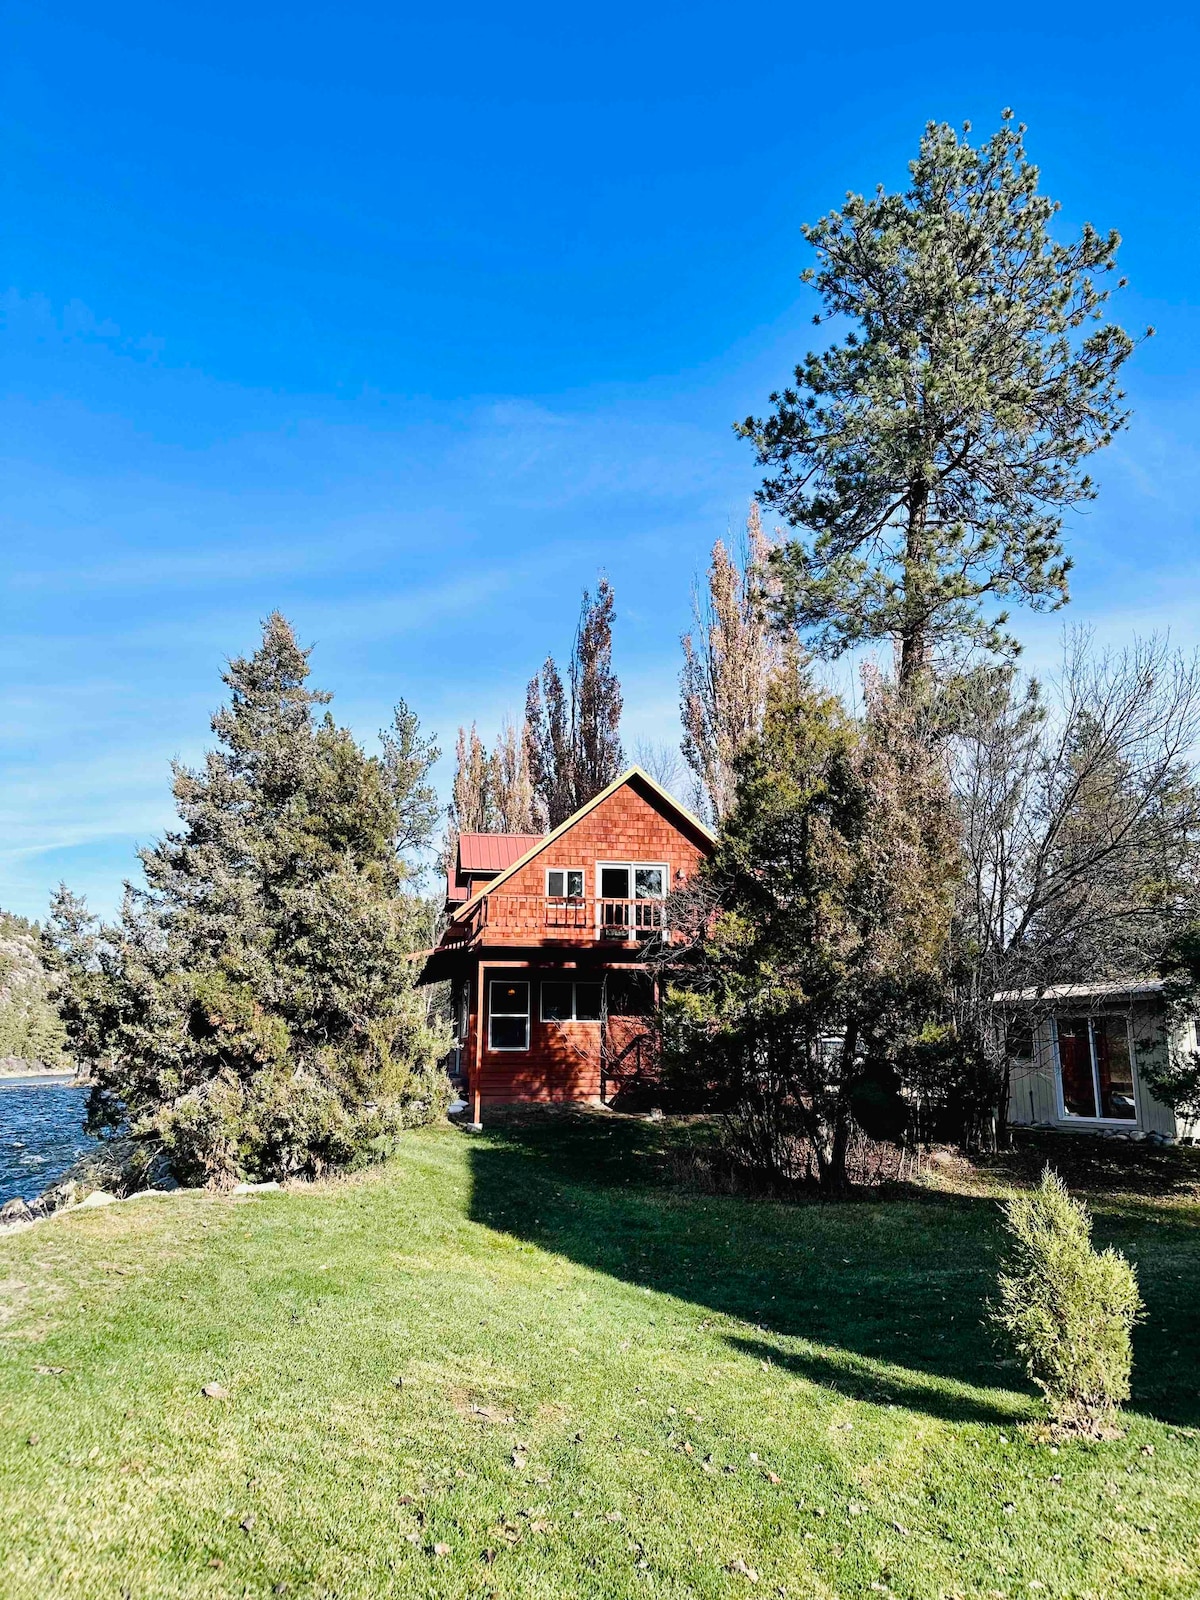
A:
[2,1116,1199,1599]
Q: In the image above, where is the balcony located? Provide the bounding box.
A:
[443,895,666,950]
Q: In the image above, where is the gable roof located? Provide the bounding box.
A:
[448,766,715,923]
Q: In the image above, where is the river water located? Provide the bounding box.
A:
[0,1077,95,1207]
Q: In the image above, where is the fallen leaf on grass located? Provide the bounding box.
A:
[604,1510,624,1523]
[765,1471,781,1485]
[891,1521,909,1537]
[239,1515,256,1533]
[26,1433,39,1446]
[201,1383,229,1400]
[33,1365,65,1376]
[510,1451,528,1470]
[726,1557,760,1582]
[432,1542,451,1556]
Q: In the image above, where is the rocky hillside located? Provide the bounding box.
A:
[0,910,70,1072]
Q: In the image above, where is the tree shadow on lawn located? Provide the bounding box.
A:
[465,1111,1200,1429]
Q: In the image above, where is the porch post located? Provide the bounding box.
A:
[471,958,484,1129]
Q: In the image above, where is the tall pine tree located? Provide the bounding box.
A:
[739,112,1140,688]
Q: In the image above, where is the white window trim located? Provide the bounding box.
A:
[1051,1013,1140,1126]
[488,978,530,1053]
[595,861,669,936]
[545,866,586,898]
[595,861,669,897]
[540,978,603,1023]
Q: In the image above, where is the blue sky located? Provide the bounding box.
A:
[3,0,1200,920]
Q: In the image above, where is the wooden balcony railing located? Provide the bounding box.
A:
[444,895,666,948]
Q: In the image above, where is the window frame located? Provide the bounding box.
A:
[545,866,585,900]
[540,978,604,1023]
[487,977,531,1053]
[1051,1012,1139,1125]
[595,860,669,936]
[594,861,669,899]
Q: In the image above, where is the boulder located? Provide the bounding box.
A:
[0,1196,34,1225]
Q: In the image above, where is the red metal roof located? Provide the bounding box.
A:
[457,832,543,873]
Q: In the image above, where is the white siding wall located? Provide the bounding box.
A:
[1006,1001,1182,1139]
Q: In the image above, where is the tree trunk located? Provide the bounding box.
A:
[821,1110,852,1197]
[898,485,930,689]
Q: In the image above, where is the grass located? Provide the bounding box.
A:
[1,1115,1199,1599]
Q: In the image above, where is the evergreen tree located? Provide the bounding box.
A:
[739,112,1141,687]
[525,580,624,827]
[663,668,958,1193]
[43,613,449,1186]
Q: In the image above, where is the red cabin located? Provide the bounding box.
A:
[419,766,714,1118]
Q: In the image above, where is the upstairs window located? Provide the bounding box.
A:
[541,980,603,1022]
[488,979,530,1051]
[546,868,584,899]
[597,863,667,900]
[598,862,668,936]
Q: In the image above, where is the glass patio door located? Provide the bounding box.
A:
[1054,1014,1136,1121]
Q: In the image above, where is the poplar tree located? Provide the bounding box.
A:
[680,503,787,822]
[525,579,624,827]
[444,718,538,871]
[739,112,1141,687]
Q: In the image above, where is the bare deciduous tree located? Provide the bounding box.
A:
[489,718,537,833]
[952,629,1200,1132]
[633,738,684,799]
[444,717,539,871]
[525,580,624,828]
[680,503,786,823]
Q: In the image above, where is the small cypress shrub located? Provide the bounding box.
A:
[992,1167,1143,1436]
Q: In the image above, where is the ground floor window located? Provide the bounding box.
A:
[606,970,654,1017]
[541,979,603,1022]
[1054,1014,1136,1121]
[488,979,530,1051]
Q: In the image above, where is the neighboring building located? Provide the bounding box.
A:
[999,980,1199,1143]
[419,767,715,1118]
